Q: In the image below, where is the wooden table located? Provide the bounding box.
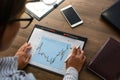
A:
[0,0,120,80]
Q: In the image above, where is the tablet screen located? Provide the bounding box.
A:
[28,25,87,75]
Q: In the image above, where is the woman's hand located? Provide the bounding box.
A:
[15,42,32,69]
[66,47,86,72]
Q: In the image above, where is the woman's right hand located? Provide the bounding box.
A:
[66,47,86,72]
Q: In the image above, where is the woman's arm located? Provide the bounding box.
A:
[0,43,36,80]
[63,47,86,80]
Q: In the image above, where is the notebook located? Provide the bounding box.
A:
[25,0,64,20]
[101,0,120,31]
[88,38,120,80]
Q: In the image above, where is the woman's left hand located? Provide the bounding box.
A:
[15,42,32,69]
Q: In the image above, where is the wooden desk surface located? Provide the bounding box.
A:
[0,0,120,80]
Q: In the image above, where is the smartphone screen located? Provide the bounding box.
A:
[61,5,83,27]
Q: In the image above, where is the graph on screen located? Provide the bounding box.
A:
[30,36,71,69]
[28,25,87,75]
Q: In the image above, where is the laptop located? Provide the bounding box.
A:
[101,0,120,31]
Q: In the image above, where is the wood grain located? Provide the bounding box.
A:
[0,0,120,80]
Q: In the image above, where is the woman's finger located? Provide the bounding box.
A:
[77,48,81,55]
[25,54,31,62]
[78,50,84,59]
[18,42,28,51]
[71,47,77,56]
[24,46,31,53]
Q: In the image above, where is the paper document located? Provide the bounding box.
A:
[25,0,64,20]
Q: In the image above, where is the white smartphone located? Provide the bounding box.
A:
[61,5,83,28]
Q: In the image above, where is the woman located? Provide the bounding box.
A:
[0,0,86,80]
[0,0,35,80]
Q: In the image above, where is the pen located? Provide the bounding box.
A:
[64,45,80,62]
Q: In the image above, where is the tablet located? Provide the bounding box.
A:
[28,24,87,75]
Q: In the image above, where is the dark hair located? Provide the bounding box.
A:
[0,0,26,24]
[0,0,26,44]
